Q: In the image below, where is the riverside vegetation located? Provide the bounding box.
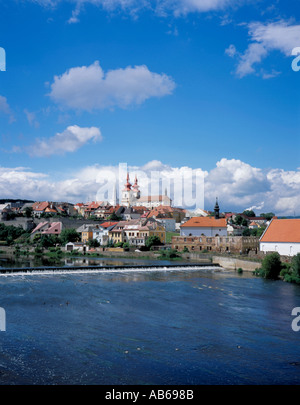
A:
[254,252,300,284]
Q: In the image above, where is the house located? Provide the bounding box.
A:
[247,217,267,226]
[84,201,103,217]
[123,223,149,247]
[76,224,97,243]
[31,221,62,239]
[74,203,86,216]
[145,218,166,243]
[259,218,300,256]
[32,201,50,217]
[65,242,89,253]
[108,221,129,244]
[180,217,227,237]
[92,221,118,246]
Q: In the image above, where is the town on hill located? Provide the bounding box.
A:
[0,174,299,263]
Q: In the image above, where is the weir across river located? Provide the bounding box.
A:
[0,262,222,275]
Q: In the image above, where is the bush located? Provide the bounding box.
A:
[253,267,265,277]
[261,252,282,280]
[158,248,181,260]
[237,267,243,274]
[282,254,300,284]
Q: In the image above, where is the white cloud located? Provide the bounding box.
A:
[0,95,15,123]
[24,109,40,128]
[1,159,299,216]
[225,44,237,58]
[49,61,176,111]
[228,20,300,78]
[28,125,102,157]
[158,0,231,16]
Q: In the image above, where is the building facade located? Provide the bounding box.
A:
[172,235,259,254]
[260,218,300,256]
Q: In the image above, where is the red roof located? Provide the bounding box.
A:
[100,221,118,229]
[32,201,49,211]
[260,219,300,243]
[181,217,227,228]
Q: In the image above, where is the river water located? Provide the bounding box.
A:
[0,259,300,385]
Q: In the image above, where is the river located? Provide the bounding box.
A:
[0,259,300,385]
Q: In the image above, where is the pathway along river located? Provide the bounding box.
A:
[0,257,300,384]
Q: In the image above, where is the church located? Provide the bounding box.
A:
[121,173,172,209]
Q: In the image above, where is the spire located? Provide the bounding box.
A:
[123,172,132,191]
[132,174,140,191]
[214,197,220,219]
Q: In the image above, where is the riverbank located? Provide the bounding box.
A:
[0,245,263,271]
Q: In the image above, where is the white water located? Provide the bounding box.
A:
[0,265,224,277]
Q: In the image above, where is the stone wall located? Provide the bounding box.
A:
[0,217,102,231]
[212,256,261,272]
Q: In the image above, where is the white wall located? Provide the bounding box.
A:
[260,242,300,256]
[180,226,227,237]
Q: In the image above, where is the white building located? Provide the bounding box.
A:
[259,218,300,256]
[180,217,227,237]
[92,222,117,246]
[65,242,89,253]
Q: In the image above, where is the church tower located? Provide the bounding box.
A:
[214,197,220,219]
[121,173,132,207]
[132,174,140,200]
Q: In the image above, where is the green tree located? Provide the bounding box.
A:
[242,228,251,236]
[39,234,59,248]
[24,207,33,218]
[260,212,275,221]
[88,239,100,248]
[285,253,300,284]
[243,210,255,218]
[261,252,282,280]
[241,218,248,227]
[59,228,80,245]
[107,212,122,221]
[145,235,162,249]
[234,215,243,225]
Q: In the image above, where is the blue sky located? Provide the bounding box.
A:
[0,0,299,215]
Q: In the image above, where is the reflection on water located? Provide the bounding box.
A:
[0,255,185,269]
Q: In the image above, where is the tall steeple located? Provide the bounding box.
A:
[214,197,220,219]
[123,172,132,191]
[121,173,132,207]
[132,174,140,199]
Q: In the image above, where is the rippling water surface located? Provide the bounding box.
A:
[0,264,300,385]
